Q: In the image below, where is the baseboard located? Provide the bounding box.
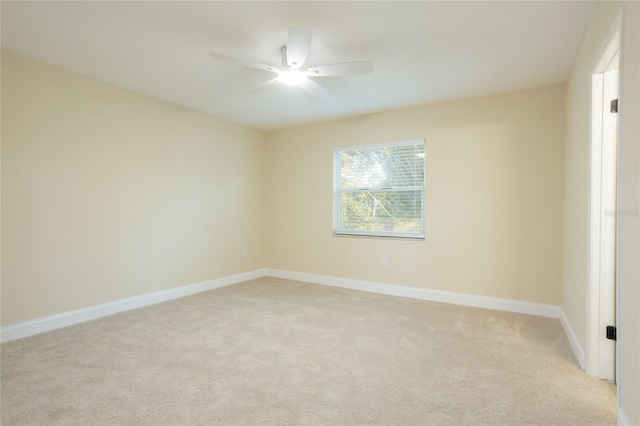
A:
[1,268,575,354]
[618,409,631,426]
[0,269,267,343]
[266,268,561,318]
[558,308,586,369]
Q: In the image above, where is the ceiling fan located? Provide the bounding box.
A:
[209,27,373,100]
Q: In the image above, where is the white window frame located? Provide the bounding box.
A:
[333,139,426,239]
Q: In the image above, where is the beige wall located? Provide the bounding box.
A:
[562,2,639,423]
[1,51,267,326]
[267,85,565,305]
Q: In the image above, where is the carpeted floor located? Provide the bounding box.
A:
[1,277,616,425]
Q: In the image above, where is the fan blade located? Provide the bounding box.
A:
[209,52,279,74]
[286,27,312,68]
[307,61,373,77]
[300,78,331,100]
[244,78,280,94]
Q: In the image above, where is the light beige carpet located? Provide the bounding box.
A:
[1,277,616,425]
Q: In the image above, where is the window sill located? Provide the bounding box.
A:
[333,232,425,241]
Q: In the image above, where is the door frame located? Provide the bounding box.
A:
[587,12,623,382]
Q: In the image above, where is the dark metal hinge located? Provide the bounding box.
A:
[610,99,619,113]
[606,326,617,341]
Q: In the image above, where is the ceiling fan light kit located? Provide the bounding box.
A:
[209,26,373,100]
[278,69,307,85]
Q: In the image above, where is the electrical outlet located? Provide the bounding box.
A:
[382,257,389,267]
[242,248,248,257]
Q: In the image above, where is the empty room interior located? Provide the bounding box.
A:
[1,1,639,425]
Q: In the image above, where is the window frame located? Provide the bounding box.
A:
[333,139,426,240]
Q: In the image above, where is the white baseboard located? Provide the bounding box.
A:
[618,409,631,426]
[266,268,561,319]
[0,269,267,343]
[558,308,586,369]
[2,267,576,359]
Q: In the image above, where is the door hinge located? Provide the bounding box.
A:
[606,326,617,341]
[610,98,619,113]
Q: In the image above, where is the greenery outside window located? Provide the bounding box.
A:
[333,139,426,239]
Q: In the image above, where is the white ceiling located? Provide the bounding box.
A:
[1,1,597,130]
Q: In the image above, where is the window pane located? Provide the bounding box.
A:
[340,190,423,232]
[340,144,424,189]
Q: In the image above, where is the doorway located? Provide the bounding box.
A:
[588,20,621,383]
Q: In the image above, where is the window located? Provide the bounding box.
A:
[333,139,425,239]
